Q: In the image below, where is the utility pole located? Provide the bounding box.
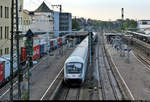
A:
[15,0,21,99]
[10,0,14,100]
[52,4,64,56]
[10,0,21,100]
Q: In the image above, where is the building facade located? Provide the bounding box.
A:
[0,0,11,56]
[0,0,25,56]
[30,2,53,35]
[19,10,31,33]
[59,13,72,32]
[53,12,72,37]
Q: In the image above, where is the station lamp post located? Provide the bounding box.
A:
[24,29,33,100]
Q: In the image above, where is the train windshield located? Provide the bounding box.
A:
[66,62,83,74]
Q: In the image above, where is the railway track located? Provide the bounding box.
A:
[123,36,150,68]
[40,66,81,100]
[42,35,99,100]
[133,51,150,70]
[0,45,68,100]
[97,33,123,100]
[53,85,80,100]
[136,55,150,68]
[129,45,150,70]
[41,32,133,100]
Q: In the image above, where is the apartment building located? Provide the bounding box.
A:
[19,10,31,33]
[0,0,11,56]
[0,0,25,56]
[59,13,72,32]
[53,11,72,37]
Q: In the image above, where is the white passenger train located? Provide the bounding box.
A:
[64,36,88,85]
[64,32,97,86]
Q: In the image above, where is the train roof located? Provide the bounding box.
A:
[127,31,150,37]
[65,56,85,63]
[65,37,88,64]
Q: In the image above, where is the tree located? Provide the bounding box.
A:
[72,19,80,30]
[123,19,137,30]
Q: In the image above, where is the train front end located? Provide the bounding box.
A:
[64,58,85,86]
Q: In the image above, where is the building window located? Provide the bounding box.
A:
[5,7,9,18]
[0,6,2,18]
[5,48,9,54]
[0,27,2,39]
[5,26,9,39]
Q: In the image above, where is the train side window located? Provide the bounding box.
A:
[142,22,147,25]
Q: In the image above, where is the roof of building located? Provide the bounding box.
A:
[35,2,53,12]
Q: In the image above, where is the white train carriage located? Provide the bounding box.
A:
[64,37,88,85]
[127,31,150,43]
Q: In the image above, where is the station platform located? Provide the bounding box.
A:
[105,41,150,100]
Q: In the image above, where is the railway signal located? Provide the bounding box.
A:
[24,29,33,100]
[121,8,124,33]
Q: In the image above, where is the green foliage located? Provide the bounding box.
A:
[89,19,137,31]
[123,19,137,31]
[72,19,80,30]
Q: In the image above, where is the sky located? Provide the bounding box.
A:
[24,0,150,21]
